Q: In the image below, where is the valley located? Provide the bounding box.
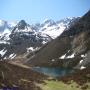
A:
[0,10,90,90]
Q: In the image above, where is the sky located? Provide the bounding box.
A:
[0,0,90,23]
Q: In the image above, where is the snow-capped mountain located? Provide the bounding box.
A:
[0,17,78,40]
[0,17,78,60]
[26,11,90,70]
[39,19,65,39]
[31,17,78,39]
[0,20,17,41]
[0,20,17,33]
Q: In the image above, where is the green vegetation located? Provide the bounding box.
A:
[39,80,90,90]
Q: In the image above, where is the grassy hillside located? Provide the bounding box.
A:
[0,61,47,90]
[39,80,90,90]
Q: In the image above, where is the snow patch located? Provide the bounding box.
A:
[59,53,75,59]
[81,54,86,58]
[42,41,47,44]
[79,60,83,64]
[51,59,55,62]
[59,54,66,59]
[80,66,86,70]
[4,57,7,59]
[3,28,11,34]
[0,41,10,44]
[0,49,7,56]
[9,53,16,59]
[15,26,33,33]
[66,53,75,58]
[40,26,65,39]
[27,47,34,52]
[27,47,40,52]
[0,28,11,40]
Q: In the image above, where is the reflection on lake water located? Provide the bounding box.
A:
[32,67,74,77]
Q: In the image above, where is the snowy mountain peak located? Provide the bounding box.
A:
[39,17,78,39]
[42,19,55,26]
[0,17,78,40]
[0,17,79,60]
[17,20,27,30]
[12,20,33,33]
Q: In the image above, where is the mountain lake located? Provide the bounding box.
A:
[32,67,74,77]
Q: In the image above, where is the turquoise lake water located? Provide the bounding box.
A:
[32,67,74,77]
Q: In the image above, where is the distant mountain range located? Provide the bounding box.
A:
[1,10,90,70]
[0,17,78,60]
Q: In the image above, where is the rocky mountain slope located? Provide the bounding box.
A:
[0,18,77,60]
[25,11,90,70]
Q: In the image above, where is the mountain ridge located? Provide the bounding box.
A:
[0,17,77,60]
[25,11,90,70]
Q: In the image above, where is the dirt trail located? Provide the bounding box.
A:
[8,61,31,69]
